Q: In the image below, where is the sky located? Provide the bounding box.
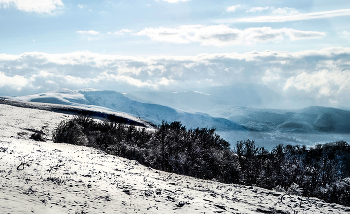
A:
[0,0,350,109]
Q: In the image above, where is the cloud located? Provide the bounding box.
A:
[284,69,349,97]
[136,25,325,46]
[0,0,63,14]
[340,31,350,38]
[0,72,28,90]
[76,30,100,35]
[77,4,86,9]
[217,9,350,23]
[76,30,101,41]
[226,4,242,12]
[0,47,350,108]
[160,0,190,3]
[271,7,299,15]
[77,29,133,37]
[246,7,269,13]
[246,7,299,16]
[114,29,133,35]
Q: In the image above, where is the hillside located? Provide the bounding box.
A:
[13,88,350,134]
[222,106,350,133]
[124,87,350,134]
[1,103,349,213]
[12,89,246,131]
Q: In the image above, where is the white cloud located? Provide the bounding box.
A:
[271,7,299,16]
[226,4,242,12]
[284,28,325,41]
[246,7,298,16]
[0,0,63,14]
[114,29,133,35]
[76,30,101,41]
[0,72,28,90]
[217,9,350,23]
[1,47,350,108]
[340,31,350,38]
[136,25,325,46]
[284,69,350,98]
[136,26,195,44]
[76,30,100,35]
[77,4,86,9]
[262,69,281,83]
[160,0,190,3]
[246,7,269,13]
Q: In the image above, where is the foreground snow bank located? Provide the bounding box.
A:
[0,104,349,213]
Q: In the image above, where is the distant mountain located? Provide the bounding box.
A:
[126,84,350,133]
[125,83,282,113]
[13,89,246,131]
[224,106,350,133]
[13,88,350,134]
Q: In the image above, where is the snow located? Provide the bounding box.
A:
[12,89,245,131]
[1,103,350,213]
[10,88,350,150]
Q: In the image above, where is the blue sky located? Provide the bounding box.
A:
[0,0,350,108]
[1,0,349,55]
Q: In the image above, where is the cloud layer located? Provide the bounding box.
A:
[0,48,350,108]
[0,0,63,14]
[136,25,325,46]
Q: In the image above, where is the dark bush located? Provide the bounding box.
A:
[53,115,350,206]
[235,140,350,206]
[53,116,239,184]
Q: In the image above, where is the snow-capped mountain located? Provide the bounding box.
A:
[125,86,350,134]
[13,89,245,131]
[12,87,350,134]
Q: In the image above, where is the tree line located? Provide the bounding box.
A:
[53,115,350,206]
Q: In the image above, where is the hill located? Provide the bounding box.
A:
[125,86,350,134]
[12,89,246,131]
[223,106,350,133]
[0,103,349,213]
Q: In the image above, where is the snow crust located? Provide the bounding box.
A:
[1,103,350,213]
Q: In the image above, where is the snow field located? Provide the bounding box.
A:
[0,104,349,213]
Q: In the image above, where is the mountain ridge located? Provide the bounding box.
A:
[11,89,246,131]
[10,88,350,134]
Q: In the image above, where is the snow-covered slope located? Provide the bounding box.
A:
[0,96,153,128]
[13,89,246,131]
[1,103,349,213]
[12,88,350,133]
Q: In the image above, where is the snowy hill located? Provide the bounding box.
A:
[11,88,350,134]
[1,103,349,213]
[12,89,246,131]
[0,97,153,129]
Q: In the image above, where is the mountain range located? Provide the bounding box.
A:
[8,86,350,134]
[11,88,245,131]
